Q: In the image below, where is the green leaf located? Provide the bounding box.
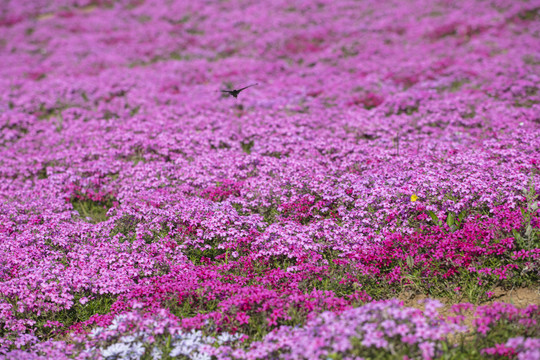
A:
[458,209,467,223]
[406,255,414,268]
[446,212,455,227]
[525,224,532,238]
[427,210,441,226]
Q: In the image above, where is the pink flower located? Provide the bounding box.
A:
[79,297,89,305]
[236,312,250,325]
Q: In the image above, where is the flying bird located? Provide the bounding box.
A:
[221,83,258,98]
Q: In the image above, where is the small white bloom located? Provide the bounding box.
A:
[217,333,232,344]
[102,342,130,359]
[192,352,212,360]
[120,335,136,343]
[216,332,243,345]
[169,343,191,357]
[89,327,104,338]
[124,342,145,360]
[108,314,127,331]
[151,347,162,360]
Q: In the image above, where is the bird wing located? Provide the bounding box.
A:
[237,83,258,92]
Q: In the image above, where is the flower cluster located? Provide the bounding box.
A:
[213,299,466,360]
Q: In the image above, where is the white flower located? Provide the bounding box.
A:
[151,347,162,360]
[182,338,197,349]
[120,335,136,343]
[123,342,145,360]
[217,332,236,344]
[173,333,185,341]
[108,314,127,331]
[169,343,192,357]
[89,327,104,338]
[102,342,130,359]
[192,352,212,360]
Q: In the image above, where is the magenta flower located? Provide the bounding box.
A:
[78,297,89,305]
[236,312,250,325]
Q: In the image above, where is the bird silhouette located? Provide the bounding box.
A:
[221,83,258,98]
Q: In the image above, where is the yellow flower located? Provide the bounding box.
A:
[411,194,418,202]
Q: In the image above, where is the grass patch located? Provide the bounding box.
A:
[241,140,254,154]
[72,197,114,223]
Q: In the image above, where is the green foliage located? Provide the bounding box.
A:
[36,167,48,179]
[256,205,280,224]
[129,104,141,116]
[231,202,249,216]
[262,151,285,159]
[21,294,116,340]
[449,79,468,92]
[427,209,442,227]
[110,214,140,237]
[425,209,467,233]
[72,197,114,223]
[395,103,419,115]
[241,140,255,154]
[340,45,359,58]
[517,7,540,21]
[167,294,220,320]
[513,176,539,250]
[185,246,227,265]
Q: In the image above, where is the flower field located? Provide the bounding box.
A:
[1,0,539,358]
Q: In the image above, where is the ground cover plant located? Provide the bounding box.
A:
[0,0,539,358]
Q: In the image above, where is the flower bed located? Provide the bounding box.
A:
[0,0,539,358]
